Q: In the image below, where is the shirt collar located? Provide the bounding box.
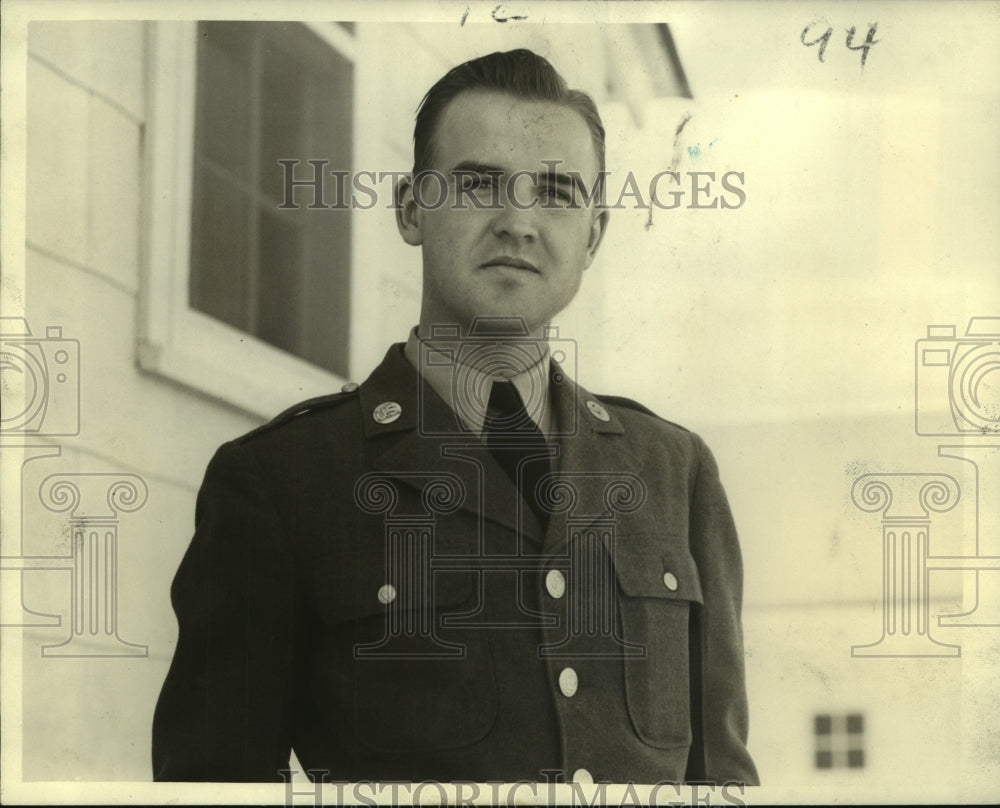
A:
[403,327,552,439]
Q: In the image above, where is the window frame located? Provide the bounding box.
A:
[139,21,357,418]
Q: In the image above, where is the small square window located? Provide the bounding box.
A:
[813,712,866,770]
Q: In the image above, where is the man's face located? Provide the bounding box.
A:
[398,90,609,336]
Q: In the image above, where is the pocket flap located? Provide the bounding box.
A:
[611,532,703,604]
[313,533,473,624]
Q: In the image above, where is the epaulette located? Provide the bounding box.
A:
[594,393,691,433]
[234,388,359,443]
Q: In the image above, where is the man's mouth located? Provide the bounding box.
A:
[480,257,539,273]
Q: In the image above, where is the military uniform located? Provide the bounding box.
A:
[152,343,758,784]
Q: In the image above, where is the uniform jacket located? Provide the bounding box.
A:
[152,344,758,785]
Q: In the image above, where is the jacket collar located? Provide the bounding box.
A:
[356,344,642,546]
[401,328,553,439]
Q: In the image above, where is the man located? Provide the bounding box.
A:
[153,48,758,786]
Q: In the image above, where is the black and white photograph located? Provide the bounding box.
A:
[1,1,998,804]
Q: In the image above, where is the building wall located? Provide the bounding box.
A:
[21,20,263,781]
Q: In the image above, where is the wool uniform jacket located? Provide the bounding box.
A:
[152,344,759,785]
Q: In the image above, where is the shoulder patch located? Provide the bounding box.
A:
[235,389,357,443]
[594,394,691,433]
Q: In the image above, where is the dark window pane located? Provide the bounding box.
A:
[259,28,306,202]
[847,749,865,768]
[815,751,833,769]
[847,713,864,734]
[256,209,302,354]
[190,170,251,331]
[814,714,832,735]
[195,22,254,181]
[299,206,351,375]
[258,24,353,204]
[190,21,352,378]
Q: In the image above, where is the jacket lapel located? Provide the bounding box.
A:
[358,345,542,542]
[544,371,646,555]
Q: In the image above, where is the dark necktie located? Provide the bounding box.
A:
[483,380,552,531]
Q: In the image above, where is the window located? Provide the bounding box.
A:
[140,21,357,417]
[814,712,866,769]
[190,22,352,376]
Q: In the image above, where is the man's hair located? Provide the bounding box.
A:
[412,49,606,184]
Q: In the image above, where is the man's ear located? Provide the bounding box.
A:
[395,174,423,246]
[583,208,610,269]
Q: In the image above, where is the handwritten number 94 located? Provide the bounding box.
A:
[801,21,879,68]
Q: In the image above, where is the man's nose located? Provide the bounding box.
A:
[491,175,540,241]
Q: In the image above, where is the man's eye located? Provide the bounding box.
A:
[542,186,573,204]
[460,174,498,191]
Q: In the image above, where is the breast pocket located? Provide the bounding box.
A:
[311,534,499,754]
[612,532,704,750]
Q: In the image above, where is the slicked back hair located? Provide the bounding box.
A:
[412,49,606,192]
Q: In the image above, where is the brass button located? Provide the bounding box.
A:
[662,572,679,592]
[341,382,359,393]
[558,667,578,697]
[571,768,593,784]
[377,584,397,604]
[545,569,566,599]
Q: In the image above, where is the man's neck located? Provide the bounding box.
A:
[416,317,551,377]
[404,325,553,438]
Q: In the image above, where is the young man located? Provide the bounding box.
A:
[153,49,758,786]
